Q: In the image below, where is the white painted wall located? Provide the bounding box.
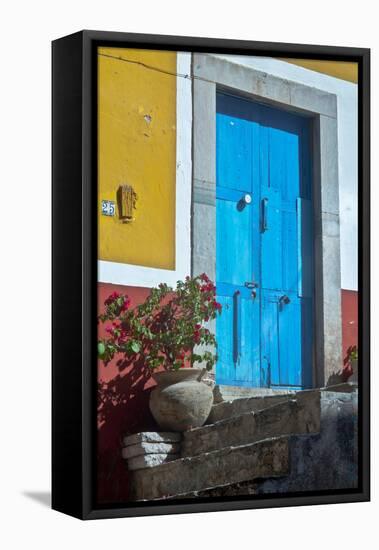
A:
[98,51,192,288]
[214,54,358,292]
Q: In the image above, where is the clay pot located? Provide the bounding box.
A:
[149,368,213,432]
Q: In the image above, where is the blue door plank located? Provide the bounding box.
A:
[278,297,302,386]
[261,294,279,386]
[216,294,235,385]
[216,113,253,193]
[297,197,314,298]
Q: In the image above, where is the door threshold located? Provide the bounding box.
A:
[213,384,299,404]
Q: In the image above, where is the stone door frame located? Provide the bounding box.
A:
[191,53,342,388]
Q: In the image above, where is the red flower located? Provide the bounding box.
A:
[193,329,201,343]
[342,362,353,382]
[199,273,210,283]
[213,301,222,312]
[121,296,131,311]
[104,291,121,306]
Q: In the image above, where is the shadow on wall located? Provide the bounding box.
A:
[97,283,157,505]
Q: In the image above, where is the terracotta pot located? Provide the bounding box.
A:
[149,368,214,432]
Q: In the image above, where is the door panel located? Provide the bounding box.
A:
[215,93,313,389]
[216,113,253,192]
[216,197,252,286]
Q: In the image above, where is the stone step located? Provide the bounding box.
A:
[130,436,289,501]
[209,383,358,424]
[127,452,180,471]
[213,384,297,404]
[182,390,320,458]
[208,393,295,424]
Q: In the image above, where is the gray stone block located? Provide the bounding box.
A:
[127,453,180,471]
[182,393,320,458]
[123,432,181,447]
[193,77,216,184]
[208,393,295,423]
[289,83,337,118]
[318,115,340,214]
[192,201,216,281]
[130,436,289,500]
[121,442,181,460]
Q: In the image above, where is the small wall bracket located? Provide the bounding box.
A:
[117,184,137,223]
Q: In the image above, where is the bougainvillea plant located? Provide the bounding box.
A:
[97,274,222,372]
[344,345,358,365]
[342,345,358,382]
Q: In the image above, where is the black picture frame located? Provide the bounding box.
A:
[52,30,370,520]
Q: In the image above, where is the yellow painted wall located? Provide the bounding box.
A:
[98,47,176,269]
[281,59,358,83]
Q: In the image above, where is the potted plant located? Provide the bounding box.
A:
[343,345,358,383]
[98,274,222,431]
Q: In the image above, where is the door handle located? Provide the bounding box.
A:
[279,294,291,306]
[237,193,252,211]
[233,290,241,365]
[261,197,268,232]
[244,281,259,289]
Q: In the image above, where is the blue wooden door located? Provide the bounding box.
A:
[216,93,313,389]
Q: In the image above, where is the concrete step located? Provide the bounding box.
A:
[208,393,295,424]
[182,390,320,458]
[130,436,289,501]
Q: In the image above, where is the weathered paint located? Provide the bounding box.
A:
[341,289,358,360]
[281,59,358,83]
[98,48,176,270]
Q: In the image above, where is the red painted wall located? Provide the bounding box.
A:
[341,289,358,363]
[97,283,158,504]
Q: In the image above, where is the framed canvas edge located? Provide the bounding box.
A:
[52,30,370,520]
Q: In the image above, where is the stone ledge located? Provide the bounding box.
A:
[182,394,320,458]
[213,385,296,404]
[209,393,294,423]
[127,453,180,472]
[130,436,289,501]
[123,432,181,447]
[122,442,181,460]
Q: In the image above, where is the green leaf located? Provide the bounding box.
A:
[98,342,105,357]
[130,341,141,353]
